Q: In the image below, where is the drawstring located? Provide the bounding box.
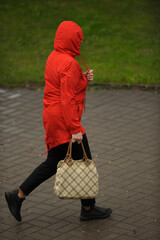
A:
[83,98,86,113]
[39,149,49,157]
[77,55,90,113]
[77,55,90,71]
[39,143,50,157]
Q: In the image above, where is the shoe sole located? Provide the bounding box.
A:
[80,209,112,221]
[5,192,21,222]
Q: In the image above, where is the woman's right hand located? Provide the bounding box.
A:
[84,69,93,82]
[72,132,83,144]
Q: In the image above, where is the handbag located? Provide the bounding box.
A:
[54,140,99,199]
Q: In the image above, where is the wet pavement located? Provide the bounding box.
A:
[0,88,160,240]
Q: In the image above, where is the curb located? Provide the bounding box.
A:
[88,82,160,91]
[0,83,160,91]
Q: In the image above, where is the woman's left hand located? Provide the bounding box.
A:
[84,69,93,82]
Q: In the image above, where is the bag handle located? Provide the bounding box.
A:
[65,140,90,165]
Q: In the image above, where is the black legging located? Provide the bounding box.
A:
[19,133,95,206]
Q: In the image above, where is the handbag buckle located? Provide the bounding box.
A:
[83,157,91,166]
[64,157,73,166]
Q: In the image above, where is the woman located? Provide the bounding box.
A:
[5,21,112,222]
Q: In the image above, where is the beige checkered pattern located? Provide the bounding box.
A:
[54,159,99,199]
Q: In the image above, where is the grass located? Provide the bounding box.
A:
[0,0,160,87]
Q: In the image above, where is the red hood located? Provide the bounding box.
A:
[54,21,83,57]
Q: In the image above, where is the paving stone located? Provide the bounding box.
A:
[0,88,160,240]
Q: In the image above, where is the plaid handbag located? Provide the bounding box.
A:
[54,140,99,199]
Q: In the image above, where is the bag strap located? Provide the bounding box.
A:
[66,141,72,160]
[80,141,88,160]
[66,140,89,161]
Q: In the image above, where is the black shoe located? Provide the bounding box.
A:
[80,205,112,221]
[5,189,25,222]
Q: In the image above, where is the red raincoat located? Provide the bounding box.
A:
[43,21,88,150]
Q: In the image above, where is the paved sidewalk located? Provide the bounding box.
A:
[0,88,160,240]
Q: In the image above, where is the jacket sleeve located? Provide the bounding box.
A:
[60,60,85,135]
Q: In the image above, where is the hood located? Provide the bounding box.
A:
[54,21,83,57]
